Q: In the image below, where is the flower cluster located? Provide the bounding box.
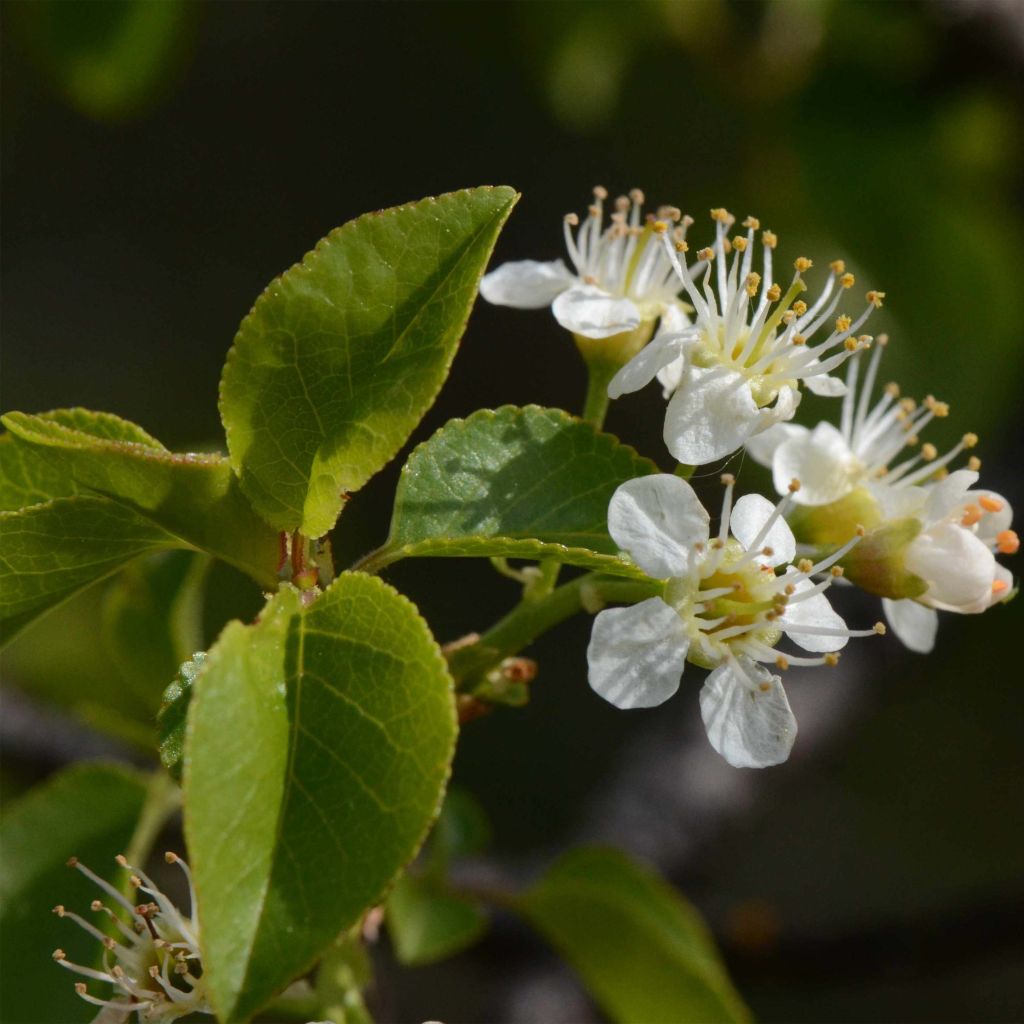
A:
[52,852,209,1023]
[486,188,1017,766]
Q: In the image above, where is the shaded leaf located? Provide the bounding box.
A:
[368,406,657,575]
[185,573,456,1022]
[0,763,148,1024]
[0,432,80,511]
[386,874,487,967]
[3,409,280,587]
[219,186,518,536]
[519,847,750,1024]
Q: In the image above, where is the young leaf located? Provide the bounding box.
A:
[2,409,280,587]
[0,763,148,1024]
[519,847,750,1024]
[219,186,519,537]
[184,573,457,1022]
[0,496,178,646]
[365,406,658,575]
[0,432,80,511]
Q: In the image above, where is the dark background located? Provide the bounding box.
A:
[3,2,1023,1021]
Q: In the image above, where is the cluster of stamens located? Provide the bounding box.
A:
[52,853,208,1022]
[659,208,881,399]
[670,475,883,674]
[839,336,983,489]
[562,186,686,306]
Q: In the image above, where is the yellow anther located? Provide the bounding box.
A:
[782,310,797,325]
[867,289,886,307]
[824,653,840,667]
[745,272,761,297]
[900,397,918,413]
[855,525,866,536]
[906,435,919,447]
[963,432,979,448]
[792,299,808,316]
[52,948,66,960]
[588,205,600,217]
[698,247,715,261]
[762,546,774,557]
[789,478,802,493]
[743,215,761,229]
[657,205,682,222]
[836,314,852,332]
[732,236,748,252]
[775,655,789,671]
[874,622,887,635]
[997,529,1019,555]
[652,220,668,234]
[924,395,950,417]
[629,187,645,204]
[766,283,782,302]
[798,558,814,573]
[921,443,938,461]
[759,681,773,692]
[675,240,689,253]
[722,238,733,255]
[877,332,889,346]
[830,259,846,274]
[52,905,65,916]
[710,207,733,223]
[762,230,778,249]
[794,256,813,273]
[720,473,736,486]
[844,337,859,352]
[884,382,900,398]
[784,583,796,595]
[792,334,806,346]
[967,455,981,471]
[830,565,845,577]
[840,273,856,289]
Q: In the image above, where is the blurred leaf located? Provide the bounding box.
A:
[9,0,195,121]
[157,651,206,781]
[184,573,457,1022]
[369,406,657,575]
[431,787,491,871]
[520,847,751,1024]
[2,409,280,587]
[386,873,488,967]
[0,762,148,1024]
[219,186,518,537]
[0,496,178,646]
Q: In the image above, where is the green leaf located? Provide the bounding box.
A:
[2,409,281,587]
[158,650,206,781]
[0,763,149,1024]
[0,432,80,511]
[431,788,491,870]
[219,186,519,537]
[367,406,658,575]
[0,496,178,646]
[519,847,750,1024]
[184,573,457,1022]
[386,873,487,967]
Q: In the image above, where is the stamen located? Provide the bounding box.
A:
[997,530,1019,555]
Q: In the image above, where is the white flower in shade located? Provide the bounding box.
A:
[881,469,1017,652]
[608,208,884,464]
[587,473,882,768]
[479,186,689,339]
[52,852,210,1023]
[746,337,981,507]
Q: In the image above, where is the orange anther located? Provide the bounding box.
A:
[997,530,1019,555]
[979,495,1004,513]
[992,579,1009,595]
[961,504,983,527]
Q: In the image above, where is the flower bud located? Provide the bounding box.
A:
[834,518,929,600]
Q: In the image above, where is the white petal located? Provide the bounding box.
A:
[744,422,808,470]
[607,327,696,399]
[906,522,996,612]
[729,493,795,566]
[882,598,938,653]
[982,563,1014,609]
[663,366,762,465]
[780,573,849,652]
[869,479,928,520]
[552,285,642,339]
[479,259,574,309]
[699,657,797,768]
[608,475,710,579]
[804,373,848,397]
[773,421,860,507]
[587,598,689,709]
[652,304,695,397]
[924,469,979,523]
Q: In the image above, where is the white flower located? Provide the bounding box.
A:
[479,186,688,339]
[608,209,883,464]
[587,474,882,768]
[53,852,210,1023]
[747,338,981,507]
[882,468,1017,652]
